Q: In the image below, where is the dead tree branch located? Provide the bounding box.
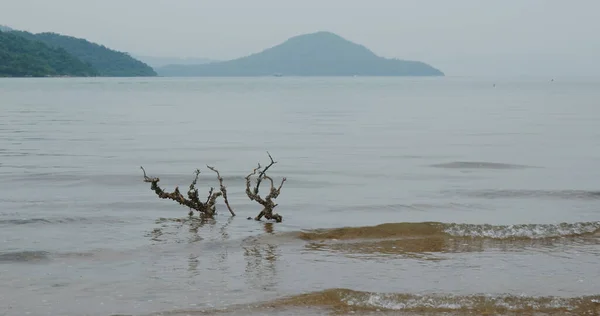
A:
[245,152,287,222]
[140,166,233,218]
[207,165,236,216]
[253,151,277,195]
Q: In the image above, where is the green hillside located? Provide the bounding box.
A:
[11,31,156,77]
[157,32,444,77]
[0,31,98,77]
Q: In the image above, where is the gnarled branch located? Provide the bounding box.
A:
[141,165,234,218]
[207,165,235,216]
[246,164,266,206]
[245,153,287,222]
[254,151,277,195]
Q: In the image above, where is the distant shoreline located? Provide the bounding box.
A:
[0,74,441,78]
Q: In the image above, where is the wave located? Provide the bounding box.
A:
[449,189,600,200]
[266,289,600,314]
[0,218,54,225]
[0,216,128,226]
[0,249,142,264]
[0,251,50,263]
[430,161,538,169]
[293,222,600,259]
[161,289,600,315]
[296,221,600,241]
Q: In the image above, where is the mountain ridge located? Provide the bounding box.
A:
[157,31,444,77]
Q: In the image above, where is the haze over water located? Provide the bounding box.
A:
[1,77,600,315]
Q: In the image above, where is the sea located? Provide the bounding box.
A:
[1,77,599,315]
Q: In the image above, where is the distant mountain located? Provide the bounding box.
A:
[10,31,156,77]
[0,31,98,77]
[134,55,217,68]
[0,25,13,32]
[157,31,443,77]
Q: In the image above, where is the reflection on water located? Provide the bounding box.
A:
[214,217,235,275]
[148,216,220,244]
[306,237,452,261]
[243,223,280,292]
[188,253,200,276]
[264,222,275,234]
[304,235,600,261]
[219,216,234,239]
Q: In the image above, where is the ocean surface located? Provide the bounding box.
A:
[1,77,599,315]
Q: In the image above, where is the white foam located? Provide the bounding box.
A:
[340,292,580,311]
[443,221,600,239]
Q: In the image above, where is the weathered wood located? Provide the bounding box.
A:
[245,153,286,222]
[141,166,234,218]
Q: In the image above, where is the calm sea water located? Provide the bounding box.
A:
[1,77,600,315]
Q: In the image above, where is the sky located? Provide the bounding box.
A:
[1,0,599,77]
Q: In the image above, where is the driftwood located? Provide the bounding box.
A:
[245,152,286,222]
[141,152,287,223]
[141,166,235,218]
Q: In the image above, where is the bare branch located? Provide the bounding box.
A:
[268,177,287,200]
[260,151,277,178]
[140,166,158,183]
[254,151,277,195]
[187,169,201,205]
[245,153,286,223]
[207,165,236,216]
[246,165,266,205]
[205,187,214,205]
[278,177,287,191]
[141,165,234,219]
[207,191,223,210]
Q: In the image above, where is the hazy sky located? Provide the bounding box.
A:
[1,0,598,76]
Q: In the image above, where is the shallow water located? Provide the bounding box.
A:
[1,77,600,315]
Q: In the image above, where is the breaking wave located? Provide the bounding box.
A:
[265,289,600,314]
[297,221,600,241]
[162,289,600,315]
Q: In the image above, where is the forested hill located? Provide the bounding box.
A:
[0,31,98,77]
[11,31,156,77]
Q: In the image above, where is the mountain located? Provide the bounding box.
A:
[0,25,13,32]
[157,31,443,77]
[10,31,156,77]
[0,31,98,77]
[133,55,217,68]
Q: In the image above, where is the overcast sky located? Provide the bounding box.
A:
[1,0,598,76]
